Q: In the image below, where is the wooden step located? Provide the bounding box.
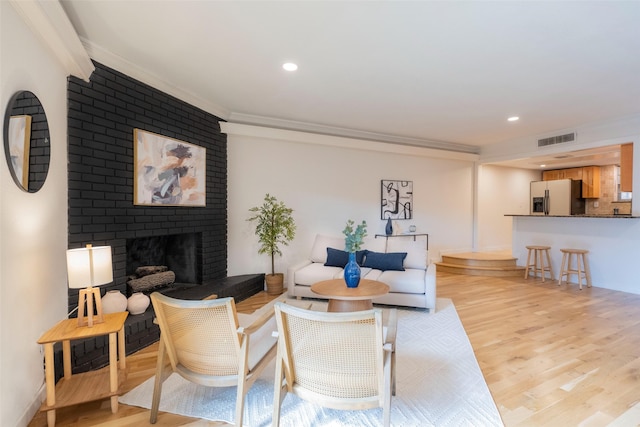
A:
[436,252,526,277]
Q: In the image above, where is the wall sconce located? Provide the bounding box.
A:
[66,244,113,327]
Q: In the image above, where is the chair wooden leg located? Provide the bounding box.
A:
[272,358,285,427]
[391,349,397,397]
[383,350,392,427]
[235,378,246,427]
[150,339,170,424]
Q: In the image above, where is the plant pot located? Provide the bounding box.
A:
[265,273,284,295]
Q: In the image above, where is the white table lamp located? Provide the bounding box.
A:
[66,244,113,327]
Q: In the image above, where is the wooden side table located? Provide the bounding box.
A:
[311,279,390,312]
[37,311,128,426]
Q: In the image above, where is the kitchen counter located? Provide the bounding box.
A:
[506,214,639,218]
[509,214,640,295]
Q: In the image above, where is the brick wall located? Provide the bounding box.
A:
[67,61,227,312]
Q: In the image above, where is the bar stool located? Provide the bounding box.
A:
[524,245,554,282]
[558,249,592,289]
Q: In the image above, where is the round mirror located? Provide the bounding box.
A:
[3,90,50,192]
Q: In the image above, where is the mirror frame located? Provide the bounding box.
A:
[3,90,50,192]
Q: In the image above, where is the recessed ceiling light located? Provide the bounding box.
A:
[282,62,298,71]
[507,116,519,122]
[540,164,546,168]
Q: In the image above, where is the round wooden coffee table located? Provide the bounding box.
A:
[310,279,390,312]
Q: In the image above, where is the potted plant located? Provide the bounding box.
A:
[248,194,296,295]
[342,219,367,287]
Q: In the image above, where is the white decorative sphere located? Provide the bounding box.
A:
[127,292,150,315]
[102,290,128,314]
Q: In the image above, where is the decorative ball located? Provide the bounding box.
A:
[101,290,128,314]
[127,292,150,315]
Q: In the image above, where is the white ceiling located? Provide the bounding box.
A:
[59,1,640,165]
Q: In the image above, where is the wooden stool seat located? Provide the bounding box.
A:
[524,245,554,282]
[558,248,592,289]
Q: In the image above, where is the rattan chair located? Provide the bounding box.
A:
[149,292,278,425]
[272,302,397,426]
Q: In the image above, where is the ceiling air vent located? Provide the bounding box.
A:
[538,132,576,147]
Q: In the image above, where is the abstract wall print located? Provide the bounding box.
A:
[134,129,206,206]
[381,180,413,219]
[8,115,32,188]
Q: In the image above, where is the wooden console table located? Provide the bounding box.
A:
[37,311,128,426]
[375,233,429,249]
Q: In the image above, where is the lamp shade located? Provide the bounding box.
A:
[66,245,113,289]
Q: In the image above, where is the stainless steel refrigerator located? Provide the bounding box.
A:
[530,179,585,215]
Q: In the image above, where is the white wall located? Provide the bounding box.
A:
[225,124,477,280]
[1,3,70,426]
[476,165,541,252]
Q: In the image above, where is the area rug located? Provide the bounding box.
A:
[119,298,503,426]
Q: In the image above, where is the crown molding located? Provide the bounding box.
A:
[10,0,94,81]
[221,122,480,162]
[228,112,480,154]
[80,38,231,120]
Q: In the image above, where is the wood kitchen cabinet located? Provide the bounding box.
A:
[564,167,584,180]
[621,143,633,192]
[542,168,583,181]
[581,166,601,198]
[542,166,600,198]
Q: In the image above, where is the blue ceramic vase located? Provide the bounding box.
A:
[385,217,393,236]
[344,252,361,288]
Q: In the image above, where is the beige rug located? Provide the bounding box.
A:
[120,298,503,426]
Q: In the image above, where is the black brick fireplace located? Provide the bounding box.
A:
[67,61,227,311]
[59,61,260,377]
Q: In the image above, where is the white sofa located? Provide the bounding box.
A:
[287,234,436,311]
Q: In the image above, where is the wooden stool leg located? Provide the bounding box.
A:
[576,254,583,290]
[524,249,532,279]
[545,249,554,281]
[558,252,567,286]
[582,253,592,288]
[535,250,544,282]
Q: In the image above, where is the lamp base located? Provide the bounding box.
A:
[77,287,104,327]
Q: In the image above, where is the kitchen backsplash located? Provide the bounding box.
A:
[585,165,632,215]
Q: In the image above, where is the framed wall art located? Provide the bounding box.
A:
[381,180,413,219]
[8,115,32,188]
[134,129,206,206]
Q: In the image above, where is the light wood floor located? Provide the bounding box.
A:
[28,274,640,426]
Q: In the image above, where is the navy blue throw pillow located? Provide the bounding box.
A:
[362,251,407,271]
[355,249,368,266]
[325,247,349,267]
[325,248,369,267]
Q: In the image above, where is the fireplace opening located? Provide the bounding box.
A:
[126,232,202,289]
